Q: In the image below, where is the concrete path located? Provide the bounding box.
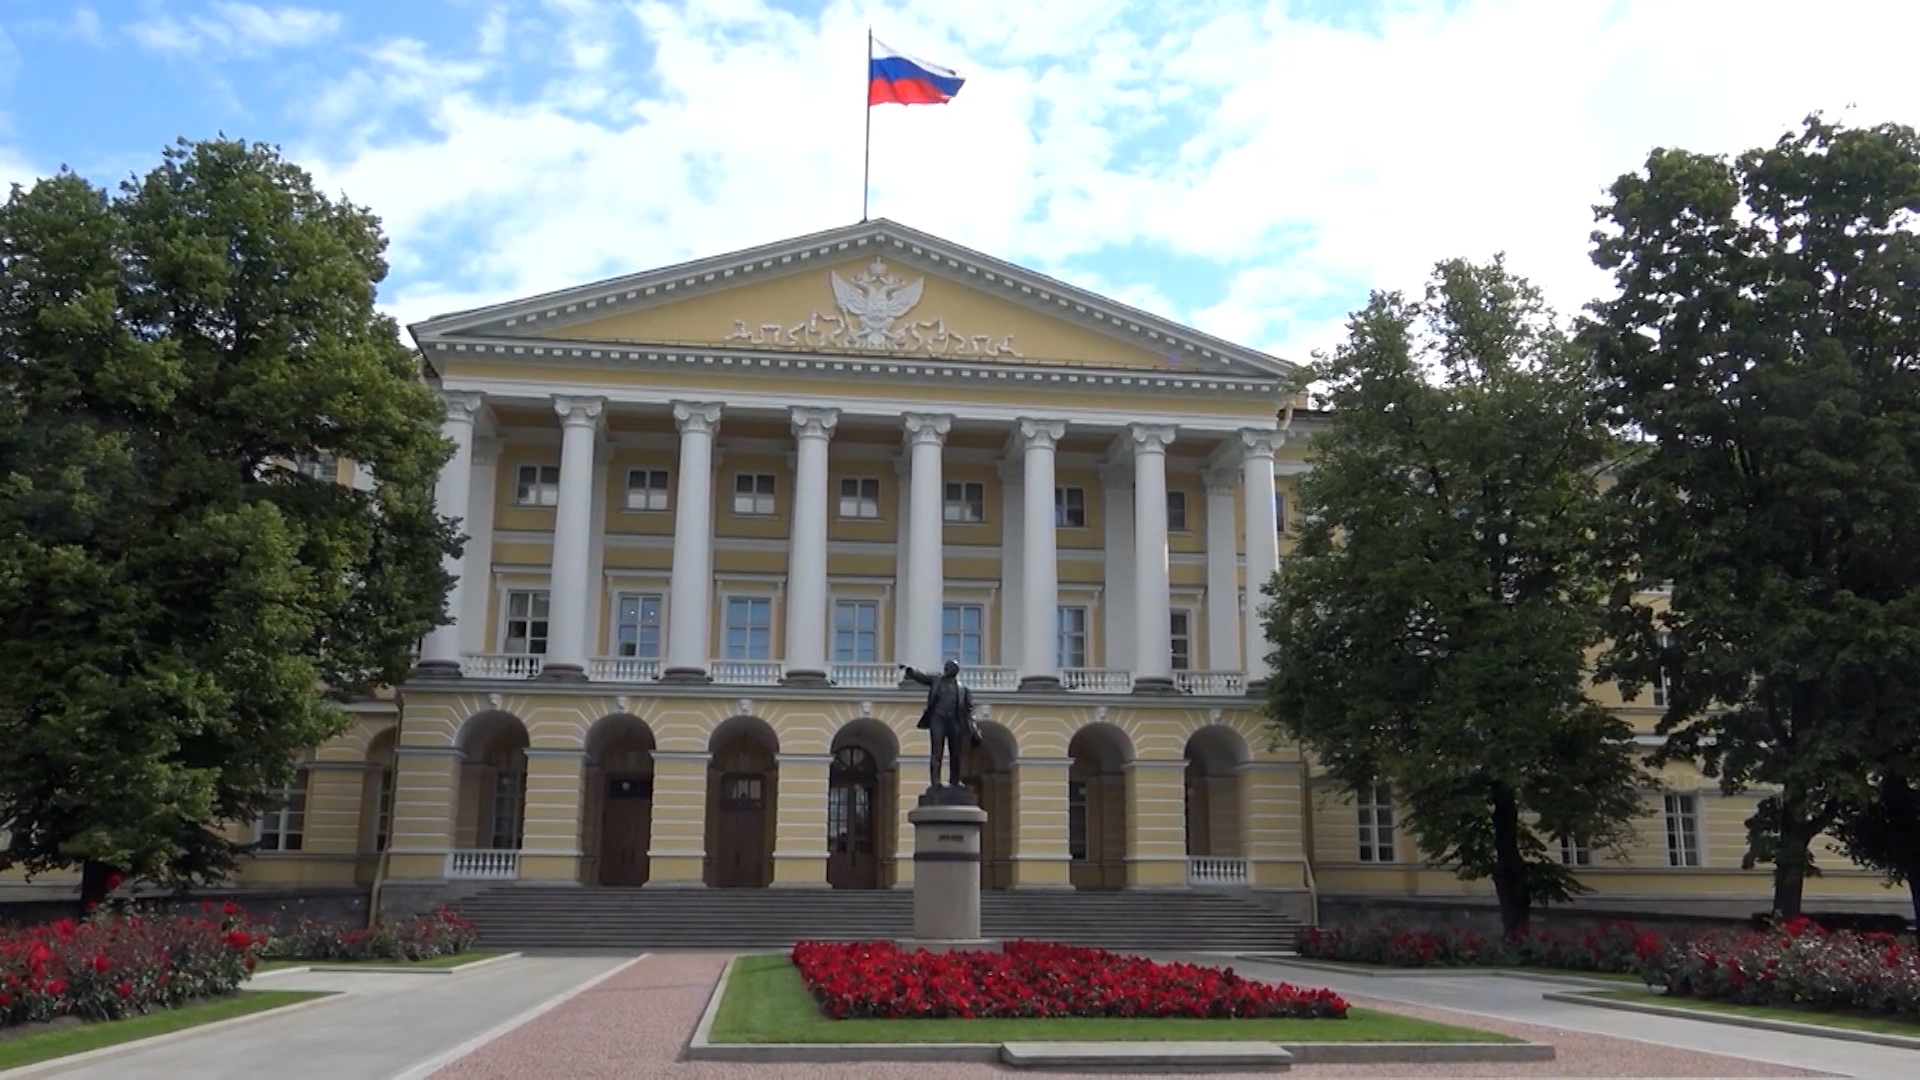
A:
[1209,955,1917,1080]
[35,955,636,1080]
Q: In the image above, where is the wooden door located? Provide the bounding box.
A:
[826,747,878,889]
[714,772,767,888]
[599,774,653,886]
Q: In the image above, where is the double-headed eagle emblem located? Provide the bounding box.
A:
[830,259,925,349]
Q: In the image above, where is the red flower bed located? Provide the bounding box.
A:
[0,904,262,1028]
[1301,919,1667,975]
[1646,916,1920,1017]
[790,940,1348,1020]
[259,906,478,962]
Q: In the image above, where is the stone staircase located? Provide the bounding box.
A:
[453,887,1304,953]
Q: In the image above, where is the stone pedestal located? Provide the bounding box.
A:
[897,785,1000,954]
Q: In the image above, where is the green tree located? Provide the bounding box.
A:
[1585,116,1920,917]
[1830,768,1920,922]
[1263,257,1647,937]
[0,138,460,905]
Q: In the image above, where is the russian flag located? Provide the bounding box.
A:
[869,39,964,106]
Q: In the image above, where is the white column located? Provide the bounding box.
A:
[540,395,605,681]
[892,455,912,663]
[1129,424,1177,693]
[1099,463,1135,672]
[456,439,500,655]
[902,413,951,670]
[1017,418,1067,691]
[997,458,1025,668]
[782,407,838,686]
[1203,468,1242,672]
[1240,429,1281,689]
[663,402,722,682]
[415,390,485,678]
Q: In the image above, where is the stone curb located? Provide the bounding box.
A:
[1542,990,1920,1052]
[0,991,346,1079]
[1240,956,1641,989]
[683,953,1554,1065]
[249,951,522,980]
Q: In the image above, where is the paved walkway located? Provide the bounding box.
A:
[37,955,634,1080]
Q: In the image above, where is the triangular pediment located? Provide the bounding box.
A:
[410,220,1298,381]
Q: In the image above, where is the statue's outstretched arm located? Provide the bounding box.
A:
[899,665,934,686]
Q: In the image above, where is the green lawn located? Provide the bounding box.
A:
[1255,957,1645,984]
[0,991,330,1070]
[707,954,1516,1045]
[256,950,502,973]
[1592,989,1920,1039]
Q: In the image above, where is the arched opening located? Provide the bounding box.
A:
[586,714,657,887]
[454,711,529,855]
[1067,722,1133,891]
[706,716,778,888]
[1183,725,1250,861]
[827,719,899,890]
[361,728,398,868]
[959,720,1018,890]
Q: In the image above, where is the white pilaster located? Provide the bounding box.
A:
[663,402,723,682]
[1130,424,1177,693]
[892,454,912,664]
[456,438,501,655]
[1203,468,1242,672]
[1240,429,1281,688]
[998,457,1025,669]
[415,390,485,678]
[1018,418,1067,691]
[782,407,838,686]
[1100,462,1136,672]
[541,395,605,680]
[903,413,952,670]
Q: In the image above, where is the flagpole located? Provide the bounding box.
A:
[862,26,873,221]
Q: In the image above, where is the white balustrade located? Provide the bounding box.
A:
[829,662,897,688]
[446,849,522,880]
[1186,856,1251,888]
[960,666,1020,692]
[1174,670,1248,695]
[460,653,545,679]
[588,657,662,682]
[709,659,785,686]
[1061,668,1134,693]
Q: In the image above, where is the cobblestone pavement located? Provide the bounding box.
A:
[428,952,1840,1079]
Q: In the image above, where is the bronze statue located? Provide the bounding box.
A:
[901,660,983,789]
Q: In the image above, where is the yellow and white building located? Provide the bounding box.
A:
[10,220,1905,921]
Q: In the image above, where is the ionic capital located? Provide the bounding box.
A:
[440,390,486,426]
[672,401,723,436]
[903,413,953,447]
[553,395,605,430]
[790,407,840,442]
[1238,428,1279,461]
[1016,417,1067,451]
[1128,423,1177,455]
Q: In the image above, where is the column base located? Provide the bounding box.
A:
[411,659,464,680]
[779,669,831,688]
[1130,675,1179,695]
[1017,675,1065,692]
[533,663,588,683]
[659,667,714,684]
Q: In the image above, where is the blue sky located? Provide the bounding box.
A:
[3,0,1917,362]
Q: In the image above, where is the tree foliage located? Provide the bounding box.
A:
[1585,116,1920,916]
[1262,257,1648,936]
[0,138,460,900]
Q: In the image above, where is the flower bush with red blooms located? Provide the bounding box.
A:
[1300,919,1668,975]
[790,940,1349,1020]
[1645,916,1920,1018]
[258,906,478,963]
[0,901,263,1029]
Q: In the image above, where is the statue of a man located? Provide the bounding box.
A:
[901,660,982,788]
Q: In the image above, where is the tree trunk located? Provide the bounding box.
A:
[1489,784,1532,938]
[79,859,119,911]
[1769,781,1820,919]
[1770,864,1807,919]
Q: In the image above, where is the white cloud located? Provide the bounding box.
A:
[287,0,1920,362]
[128,3,342,58]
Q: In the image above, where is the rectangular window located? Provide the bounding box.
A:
[503,590,550,654]
[373,767,395,853]
[256,771,309,852]
[1170,610,1193,671]
[1275,491,1287,534]
[833,600,880,663]
[624,468,670,512]
[1167,490,1189,532]
[294,454,337,482]
[1559,835,1593,867]
[1067,780,1089,861]
[724,596,774,660]
[1357,781,1396,862]
[514,464,560,507]
[838,477,881,519]
[943,481,986,523]
[733,473,776,516]
[613,593,665,659]
[942,603,985,666]
[490,769,526,849]
[1650,631,1673,709]
[1664,793,1701,867]
[1057,605,1089,669]
[1055,486,1087,528]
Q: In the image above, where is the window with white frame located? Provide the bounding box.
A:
[373,767,395,852]
[624,468,670,511]
[1055,486,1087,528]
[1275,491,1287,534]
[838,477,881,519]
[294,454,337,482]
[613,593,665,658]
[255,770,310,852]
[1057,605,1089,668]
[1067,780,1089,861]
[1170,610,1193,671]
[1167,490,1190,532]
[1664,793,1701,867]
[1650,631,1672,708]
[733,473,776,515]
[943,481,986,523]
[490,769,526,849]
[724,596,774,660]
[833,599,880,662]
[514,464,560,507]
[1559,834,1592,867]
[503,590,550,654]
[942,603,985,665]
[1356,781,1396,862]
